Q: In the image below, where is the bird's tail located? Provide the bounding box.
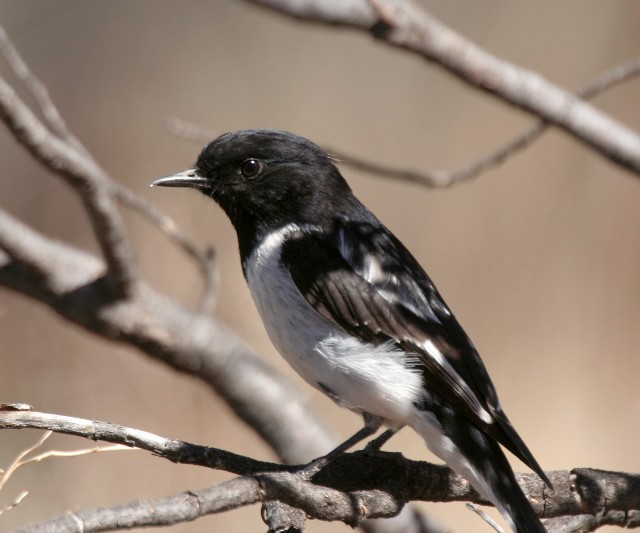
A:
[411,409,546,533]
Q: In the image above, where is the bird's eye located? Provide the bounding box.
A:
[240,158,262,178]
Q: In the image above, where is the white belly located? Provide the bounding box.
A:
[244,224,425,424]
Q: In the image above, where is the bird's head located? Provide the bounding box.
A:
[152,129,354,232]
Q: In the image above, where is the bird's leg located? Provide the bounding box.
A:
[297,413,382,478]
[364,426,402,451]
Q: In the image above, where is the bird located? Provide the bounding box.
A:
[152,129,550,532]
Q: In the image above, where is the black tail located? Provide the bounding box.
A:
[414,406,546,532]
[490,407,552,489]
[448,414,546,532]
[483,442,547,533]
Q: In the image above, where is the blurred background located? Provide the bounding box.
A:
[0,1,639,531]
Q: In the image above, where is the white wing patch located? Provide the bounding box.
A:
[336,227,441,322]
[337,226,387,284]
[422,339,493,425]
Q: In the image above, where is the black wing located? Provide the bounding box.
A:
[281,221,550,486]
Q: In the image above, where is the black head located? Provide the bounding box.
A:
[152,129,358,252]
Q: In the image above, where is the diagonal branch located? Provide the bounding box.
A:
[0,25,87,155]
[250,0,640,175]
[0,24,138,298]
[0,73,138,298]
[0,22,216,309]
[0,409,280,475]
[110,180,219,312]
[165,57,640,189]
[0,208,335,465]
[330,57,640,187]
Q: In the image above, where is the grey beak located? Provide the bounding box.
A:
[151,169,209,189]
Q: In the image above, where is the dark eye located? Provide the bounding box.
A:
[240,158,262,178]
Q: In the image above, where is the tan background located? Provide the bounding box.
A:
[1,1,639,531]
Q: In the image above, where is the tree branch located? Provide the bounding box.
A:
[13,477,262,533]
[165,56,640,189]
[0,56,138,297]
[111,180,219,313]
[0,18,216,309]
[0,409,279,475]
[0,209,335,465]
[249,0,640,176]
[3,410,640,532]
[332,58,640,187]
[0,25,87,155]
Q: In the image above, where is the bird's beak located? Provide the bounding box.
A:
[151,169,209,190]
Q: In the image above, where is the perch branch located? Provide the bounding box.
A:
[3,410,640,532]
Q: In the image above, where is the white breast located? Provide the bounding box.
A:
[244,224,425,425]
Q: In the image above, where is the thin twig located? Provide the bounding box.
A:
[0,490,28,517]
[0,430,128,495]
[578,58,640,99]
[163,117,218,145]
[0,25,87,155]
[0,431,52,492]
[165,58,640,189]
[15,444,130,465]
[466,503,504,533]
[111,181,219,313]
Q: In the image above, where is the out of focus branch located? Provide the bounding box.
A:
[0,25,87,154]
[545,513,640,533]
[3,410,640,532]
[250,0,640,176]
[111,180,219,312]
[333,58,640,187]
[0,208,335,464]
[166,57,640,189]
[0,23,219,311]
[0,54,137,298]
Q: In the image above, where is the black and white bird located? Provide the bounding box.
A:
[153,129,550,532]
